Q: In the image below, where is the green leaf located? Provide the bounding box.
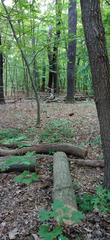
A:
[14,171,39,185]
[39,210,51,221]
[52,200,65,210]
[71,211,84,224]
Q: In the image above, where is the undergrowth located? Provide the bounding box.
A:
[39,119,74,143]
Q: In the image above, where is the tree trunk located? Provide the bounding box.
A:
[41,61,46,92]
[66,0,77,102]
[47,25,53,91]
[47,0,62,94]
[0,34,5,104]
[80,0,110,189]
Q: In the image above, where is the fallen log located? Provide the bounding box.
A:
[0,143,87,158]
[71,158,104,168]
[53,152,77,224]
[0,156,104,173]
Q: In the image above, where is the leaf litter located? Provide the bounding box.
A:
[0,98,110,240]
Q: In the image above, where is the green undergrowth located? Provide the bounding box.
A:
[1,151,37,171]
[77,185,110,214]
[38,200,84,240]
[0,128,33,147]
[39,119,74,143]
[1,151,39,184]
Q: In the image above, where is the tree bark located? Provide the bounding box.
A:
[0,34,5,104]
[0,143,87,158]
[80,0,110,189]
[66,0,77,102]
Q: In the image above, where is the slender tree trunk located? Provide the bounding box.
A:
[41,61,46,92]
[1,0,40,125]
[53,0,62,94]
[80,0,110,189]
[47,25,54,91]
[47,1,62,94]
[66,0,77,102]
[0,34,5,104]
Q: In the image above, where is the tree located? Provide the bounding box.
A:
[0,34,5,104]
[1,0,40,125]
[80,0,110,189]
[66,0,77,102]
[47,0,62,94]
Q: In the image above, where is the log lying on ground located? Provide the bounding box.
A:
[71,158,104,168]
[53,152,77,224]
[0,156,104,173]
[0,143,87,158]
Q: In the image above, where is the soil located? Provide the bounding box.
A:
[0,97,110,240]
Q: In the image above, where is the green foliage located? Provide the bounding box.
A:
[89,135,101,146]
[77,193,94,213]
[77,186,110,214]
[0,128,21,141]
[92,186,110,213]
[14,170,39,184]
[1,151,37,171]
[0,128,29,147]
[39,119,74,143]
[38,200,84,240]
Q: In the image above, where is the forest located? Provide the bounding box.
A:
[0,0,110,239]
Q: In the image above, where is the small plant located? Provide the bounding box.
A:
[14,170,39,184]
[38,200,84,240]
[77,185,110,214]
[39,119,74,143]
[77,193,94,213]
[92,186,110,213]
[0,128,29,147]
[89,135,101,146]
[0,128,21,141]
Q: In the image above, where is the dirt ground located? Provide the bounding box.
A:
[0,98,110,240]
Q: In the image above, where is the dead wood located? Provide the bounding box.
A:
[0,154,104,173]
[0,143,87,158]
[71,158,104,168]
[53,152,77,224]
[0,143,18,149]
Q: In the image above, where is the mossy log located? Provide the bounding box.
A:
[53,152,77,215]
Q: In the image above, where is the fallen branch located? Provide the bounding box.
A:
[0,143,87,158]
[71,158,104,168]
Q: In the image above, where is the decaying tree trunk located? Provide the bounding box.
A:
[0,143,87,158]
[0,155,104,173]
[53,152,77,224]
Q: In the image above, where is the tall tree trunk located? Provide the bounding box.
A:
[66,0,77,102]
[80,0,110,189]
[53,0,62,94]
[47,26,53,91]
[47,1,62,94]
[0,34,5,104]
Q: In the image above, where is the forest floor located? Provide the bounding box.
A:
[0,96,110,240]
